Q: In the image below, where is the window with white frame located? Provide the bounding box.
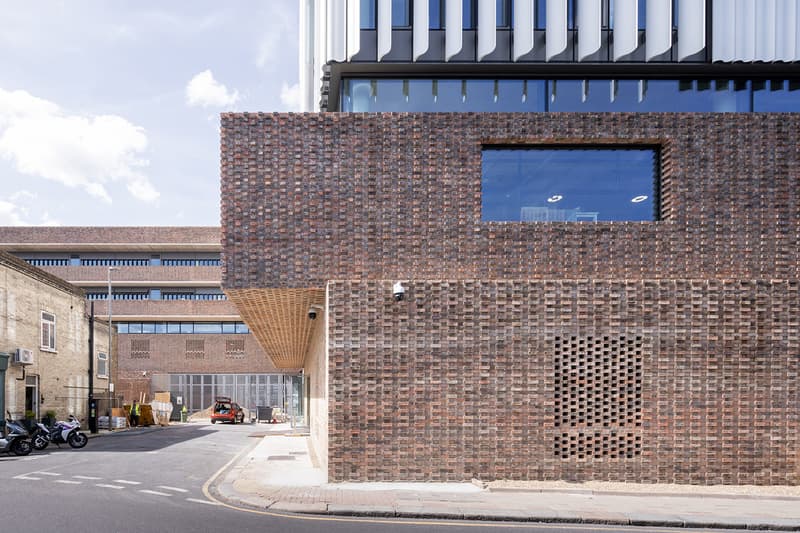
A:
[97,352,108,378]
[41,311,56,351]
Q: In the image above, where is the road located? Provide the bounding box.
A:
[0,423,758,533]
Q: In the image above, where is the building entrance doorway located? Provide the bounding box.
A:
[25,374,39,420]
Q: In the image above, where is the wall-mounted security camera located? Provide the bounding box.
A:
[308,304,324,320]
[393,281,406,302]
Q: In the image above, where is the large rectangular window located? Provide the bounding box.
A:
[482,146,659,222]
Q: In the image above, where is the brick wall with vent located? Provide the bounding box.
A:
[221,113,800,485]
[327,280,799,484]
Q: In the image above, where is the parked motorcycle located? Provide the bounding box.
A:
[31,414,88,450]
[0,412,32,456]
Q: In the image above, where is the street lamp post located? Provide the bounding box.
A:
[107,266,118,431]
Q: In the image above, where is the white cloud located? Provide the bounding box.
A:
[0,88,157,204]
[0,192,61,226]
[280,82,302,111]
[185,70,239,108]
[254,4,295,71]
[0,200,26,225]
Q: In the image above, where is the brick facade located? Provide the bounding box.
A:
[220,113,800,484]
[327,279,798,484]
[221,113,799,286]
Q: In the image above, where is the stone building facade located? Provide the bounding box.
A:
[221,112,799,484]
[0,251,109,422]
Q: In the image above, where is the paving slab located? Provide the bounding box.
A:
[209,429,800,530]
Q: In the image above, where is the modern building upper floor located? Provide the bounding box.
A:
[300,0,800,111]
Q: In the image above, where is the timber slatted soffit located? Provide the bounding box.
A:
[225,288,324,369]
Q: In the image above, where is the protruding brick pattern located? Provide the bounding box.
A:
[130,339,151,359]
[220,113,800,484]
[220,113,800,288]
[327,280,799,484]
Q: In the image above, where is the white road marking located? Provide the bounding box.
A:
[139,489,172,497]
[13,475,41,480]
[186,498,219,506]
[145,451,159,454]
[73,475,102,480]
[96,484,125,490]
[54,480,82,485]
[113,479,142,485]
[21,456,45,461]
[158,486,188,493]
[34,471,61,476]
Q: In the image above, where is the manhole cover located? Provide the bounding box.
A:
[266,455,296,461]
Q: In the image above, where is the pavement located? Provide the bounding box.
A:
[194,422,800,529]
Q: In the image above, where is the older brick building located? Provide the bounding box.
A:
[0,227,297,416]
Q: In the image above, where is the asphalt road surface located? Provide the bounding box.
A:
[0,423,758,533]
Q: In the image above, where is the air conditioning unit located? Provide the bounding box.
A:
[14,348,34,365]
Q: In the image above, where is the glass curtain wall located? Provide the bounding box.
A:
[341,79,800,112]
[168,374,293,414]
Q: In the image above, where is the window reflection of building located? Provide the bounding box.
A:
[521,207,599,222]
[343,78,800,113]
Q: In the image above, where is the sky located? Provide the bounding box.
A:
[0,1,300,227]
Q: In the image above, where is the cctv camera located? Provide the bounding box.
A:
[393,281,406,302]
[308,304,323,320]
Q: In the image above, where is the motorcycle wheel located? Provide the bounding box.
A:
[11,439,32,456]
[67,432,88,449]
[32,434,49,451]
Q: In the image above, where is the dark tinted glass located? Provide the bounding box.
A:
[482,147,658,222]
[463,0,475,28]
[536,0,546,29]
[430,0,444,28]
[392,0,410,27]
[753,80,800,111]
[497,0,510,27]
[361,0,376,29]
[548,79,751,112]
[343,79,546,111]
[342,78,799,113]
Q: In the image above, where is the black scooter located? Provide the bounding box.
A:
[0,412,32,456]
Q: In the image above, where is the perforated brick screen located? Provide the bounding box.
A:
[129,339,150,359]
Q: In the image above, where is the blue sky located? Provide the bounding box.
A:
[0,1,300,226]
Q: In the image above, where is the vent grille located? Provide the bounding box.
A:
[130,339,150,359]
[225,338,246,358]
[185,339,205,359]
[553,335,644,459]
